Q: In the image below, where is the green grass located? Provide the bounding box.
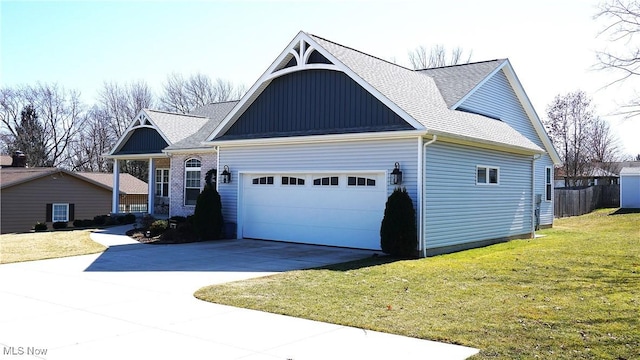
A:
[0,230,106,264]
[195,209,640,359]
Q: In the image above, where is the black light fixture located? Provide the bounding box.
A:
[221,165,231,184]
[391,162,402,185]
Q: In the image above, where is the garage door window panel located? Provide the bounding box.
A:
[253,176,274,185]
[348,176,376,187]
[314,176,338,186]
[282,176,305,185]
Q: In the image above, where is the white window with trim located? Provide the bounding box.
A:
[477,166,499,185]
[184,158,201,206]
[545,166,553,201]
[52,203,69,222]
[155,168,169,197]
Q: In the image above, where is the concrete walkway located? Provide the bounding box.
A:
[0,226,479,359]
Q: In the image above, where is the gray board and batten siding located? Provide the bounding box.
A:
[455,68,554,225]
[218,69,414,140]
[115,128,169,155]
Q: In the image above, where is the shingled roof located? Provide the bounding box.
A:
[76,172,148,194]
[307,34,543,153]
[144,110,209,145]
[165,101,239,151]
[0,168,147,195]
[418,60,505,108]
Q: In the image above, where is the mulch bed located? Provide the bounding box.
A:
[125,229,199,245]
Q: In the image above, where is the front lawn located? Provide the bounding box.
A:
[0,230,106,264]
[195,209,640,359]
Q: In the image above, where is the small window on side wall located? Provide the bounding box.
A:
[545,167,552,201]
[477,166,499,185]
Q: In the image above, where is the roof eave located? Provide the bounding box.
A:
[429,130,546,156]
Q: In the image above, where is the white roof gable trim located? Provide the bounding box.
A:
[108,110,172,156]
[205,31,424,142]
[454,60,562,165]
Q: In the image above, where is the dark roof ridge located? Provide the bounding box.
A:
[416,59,505,71]
[307,33,414,72]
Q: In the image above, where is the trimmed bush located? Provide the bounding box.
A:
[123,213,136,224]
[149,220,168,237]
[193,184,224,240]
[34,222,47,232]
[141,214,156,230]
[380,188,418,258]
[104,216,117,226]
[93,215,107,226]
[52,221,68,230]
[73,219,83,227]
[169,216,187,223]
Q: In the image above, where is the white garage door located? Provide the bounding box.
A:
[241,173,386,250]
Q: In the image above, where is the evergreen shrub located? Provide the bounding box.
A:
[193,185,224,240]
[380,188,418,258]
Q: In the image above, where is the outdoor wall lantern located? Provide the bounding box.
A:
[221,165,231,184]
[391,162,403,185]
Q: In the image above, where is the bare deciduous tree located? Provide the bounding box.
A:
[0,84,85,167]
[546,91,595,187]
[590,117,622,165]
[160,73,244,114]
[595,0,640,118]
[98,80,154,139]
[545,90,622,186]
[69,106,113,172]
[408,45,473,70]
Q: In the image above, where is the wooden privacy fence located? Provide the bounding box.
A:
[554,185,620,218]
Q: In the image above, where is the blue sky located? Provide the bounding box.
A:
[1,0,639,156]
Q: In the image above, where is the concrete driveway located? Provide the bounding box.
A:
[0,226,478,359]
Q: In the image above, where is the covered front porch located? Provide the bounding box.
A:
[110,156,170,217]
[105,110,176,218]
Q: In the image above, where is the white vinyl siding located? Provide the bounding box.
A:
[459,69,554,226]
[217,137,419,236]
[424,142,533,250]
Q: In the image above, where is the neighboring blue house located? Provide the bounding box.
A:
[107,31,560,256]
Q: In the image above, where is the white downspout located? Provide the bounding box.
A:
[214,146,220,192]
[531,154,541,238]
[419,134,437,258]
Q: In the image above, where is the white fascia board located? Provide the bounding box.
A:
[304,35,425,131]
[162,147,218,155]
[206,32,308,141]
[450,59,507,110]
[108,109,172,155]
[102,153,169,160]
[500,61,562,165]
[451,60,561,165]
[430,131,546,156]
[206,31,425,143]
[207,129,427,148]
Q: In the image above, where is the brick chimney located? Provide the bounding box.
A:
[11,151,27,167]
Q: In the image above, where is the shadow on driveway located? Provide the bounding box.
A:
[85,239,382,273]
